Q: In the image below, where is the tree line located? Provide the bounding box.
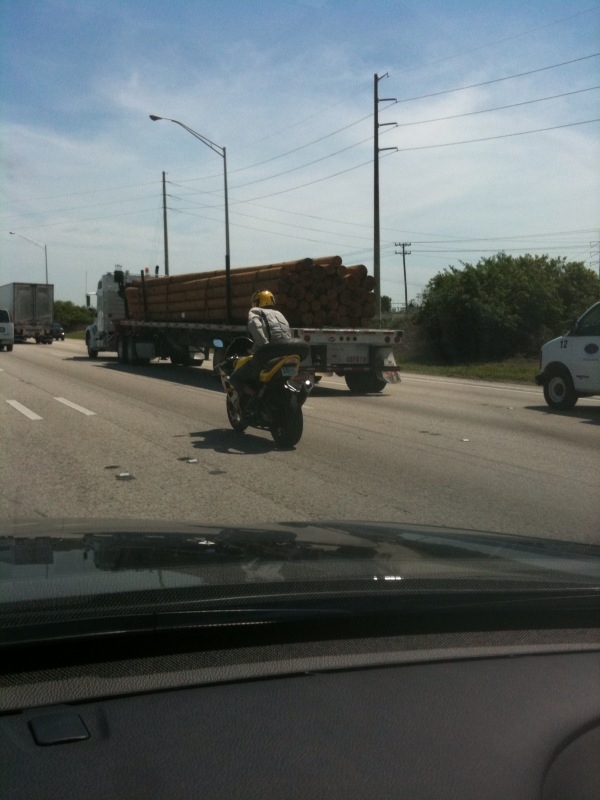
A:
[415,253,599,362]
[53,300,94,330]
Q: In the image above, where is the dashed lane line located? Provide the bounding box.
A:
[5,400,43,420]
[54,397,96,416]
[6,397,97,419]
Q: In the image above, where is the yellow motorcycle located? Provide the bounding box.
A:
[217,337,313,448]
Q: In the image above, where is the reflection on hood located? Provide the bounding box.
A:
[1,519,599,594]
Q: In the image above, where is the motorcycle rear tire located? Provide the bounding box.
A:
[270,394,303,448]
[226,394,249,432]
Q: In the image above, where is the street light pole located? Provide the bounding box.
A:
[9,232,48,284]
[149,114,232,321]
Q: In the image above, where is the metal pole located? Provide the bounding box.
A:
[373,74,381,322]
[402,243,411,314]
[9,231,48,283]
[162,171,169,276]
[149,115,232,320]
[394,242,411,315]
[223,146,232,321]
[373,75,397,325]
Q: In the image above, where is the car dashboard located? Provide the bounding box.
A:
[1,617,599,799]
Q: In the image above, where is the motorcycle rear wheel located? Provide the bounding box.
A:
[226,394,248,432]
[270,394,303,448]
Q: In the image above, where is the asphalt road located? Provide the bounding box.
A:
[1,340,598,542]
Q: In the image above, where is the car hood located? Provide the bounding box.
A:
[2,519,599,648]
[1,518,598,602]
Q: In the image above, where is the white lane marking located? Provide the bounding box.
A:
[6,400,43,420]
[55,397,96,416]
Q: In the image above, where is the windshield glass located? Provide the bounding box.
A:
[1,1,599,625]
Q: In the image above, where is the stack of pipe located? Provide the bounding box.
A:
[125,256,377,327]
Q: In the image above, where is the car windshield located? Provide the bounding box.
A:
[1,1,599,624]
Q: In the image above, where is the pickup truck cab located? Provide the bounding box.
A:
[535,300,600,409]
[0,309,15,352]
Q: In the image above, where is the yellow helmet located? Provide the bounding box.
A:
[252,290,275,308]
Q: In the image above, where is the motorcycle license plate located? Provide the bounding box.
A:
[281,365,297,377]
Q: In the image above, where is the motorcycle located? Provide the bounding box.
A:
[217,337,313,448]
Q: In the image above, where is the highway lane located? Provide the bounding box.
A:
[1,340,598,541]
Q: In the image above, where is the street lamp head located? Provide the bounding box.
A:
[149,115,162,121]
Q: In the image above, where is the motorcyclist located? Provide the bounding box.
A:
[248,290,292,352]
[231,290,292,410]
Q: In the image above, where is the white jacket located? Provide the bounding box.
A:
[248,307,292,352]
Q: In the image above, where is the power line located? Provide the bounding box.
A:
[406,230,599,243]
[392,6,600,75]
[394,53,600,105]
[410,247,594,253]
[394,86,599,128]
[165,56,600,190]
[392,118,599,153]
[0,181,159,208]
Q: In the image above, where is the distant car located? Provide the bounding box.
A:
[52,322,65,340]
[0,308,15,351]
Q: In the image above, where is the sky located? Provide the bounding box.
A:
[1,0,599,308]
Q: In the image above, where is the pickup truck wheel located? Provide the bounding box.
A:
[7,345,13,352]
[543,367,578,410]
[345,372,387,393]
[87,346,99,359]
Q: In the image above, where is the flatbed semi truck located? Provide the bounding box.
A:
[86,268,401,393]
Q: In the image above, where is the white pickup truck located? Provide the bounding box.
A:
[535,300,600,409]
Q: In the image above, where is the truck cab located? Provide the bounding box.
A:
[535,300,600,410]
[85,272,130,357]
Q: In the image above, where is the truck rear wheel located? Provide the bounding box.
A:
[127,337,140,365]
[117,336,129,364]
[345,372,387,393]
[543,367,578,410]
[170,347,191,366]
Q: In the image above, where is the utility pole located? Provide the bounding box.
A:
[373,73,397,322]
[162,171,169,276]
[395,242,411,314]
[591,235,600,278]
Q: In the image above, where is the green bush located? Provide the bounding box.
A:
[53,300,94,331]
[416,253,599,362]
